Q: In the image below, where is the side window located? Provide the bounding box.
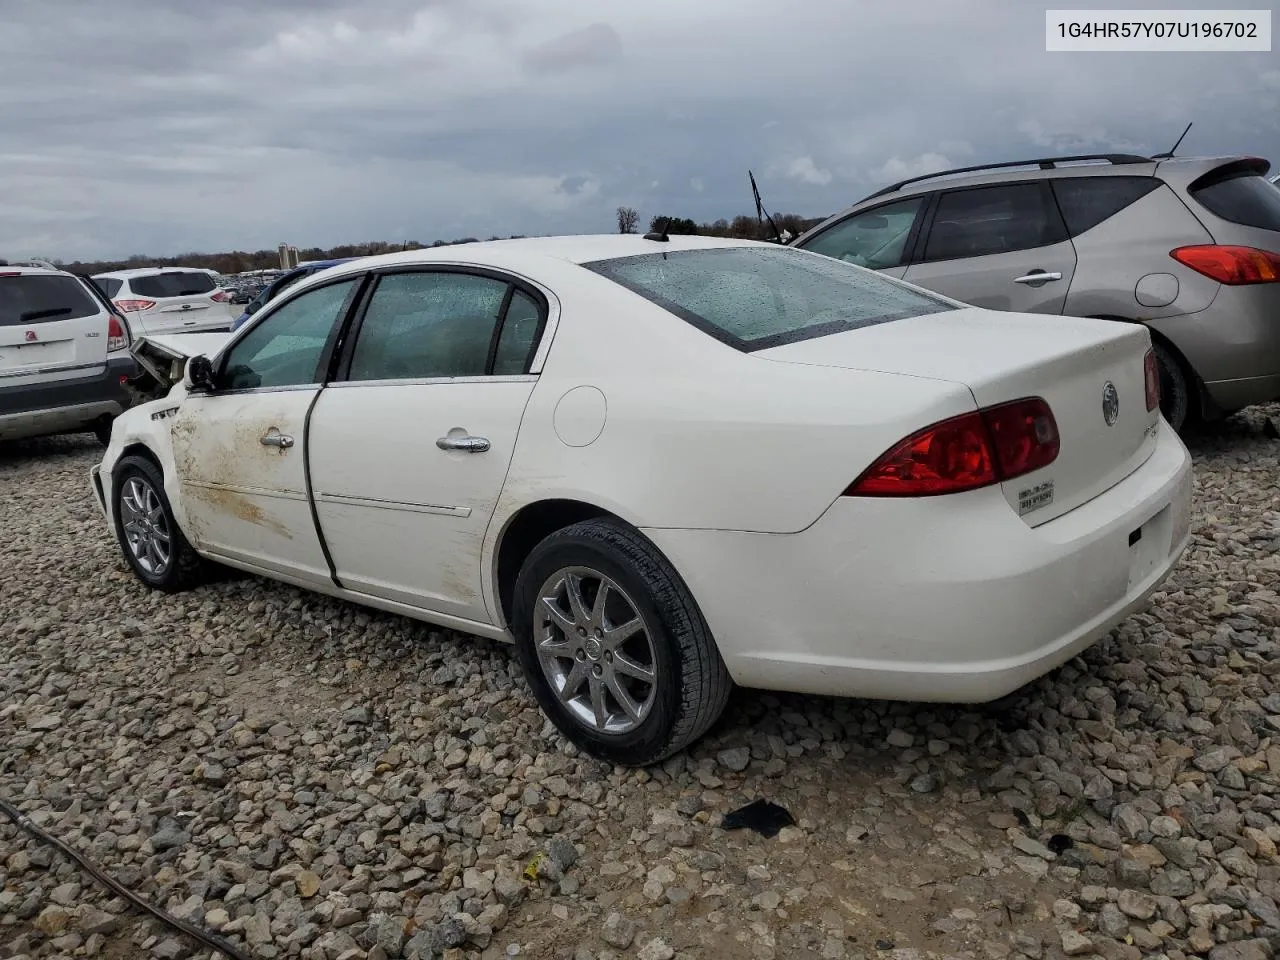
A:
[492,290,543,375]
[348,272,508,381]
[1052,177,1161,236]
[94,277,123,298]
[799,197,925,269]
[220,279,357,391]
[923,183,1066,262]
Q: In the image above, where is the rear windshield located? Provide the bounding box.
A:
[129,271,217,298]
[93,277,123,298]
[585,246,955,351]
[1190,173,1280,232]
[0,274,102,327]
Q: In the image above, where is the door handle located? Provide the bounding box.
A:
[1013,270,1063,284]
[436,435,490,453]
[260,433,294,449]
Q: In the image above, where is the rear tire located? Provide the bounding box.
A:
[512,518,732,766]
[1153,342,1193,433]
[112,455,205,592]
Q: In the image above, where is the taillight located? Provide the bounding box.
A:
[846,398,1059,497]
[1144,348,1160,412]
[113,298,156,312]
[211,289,232,303]
[1170,245,1280,285]
[107,314,129,353]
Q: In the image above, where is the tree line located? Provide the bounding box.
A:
[54,207,828,276]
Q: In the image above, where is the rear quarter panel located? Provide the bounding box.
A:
[488,270,976,537]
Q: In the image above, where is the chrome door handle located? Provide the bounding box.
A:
[436,435,490,453]
[1013,271,1063,284]
[260,433,294,449]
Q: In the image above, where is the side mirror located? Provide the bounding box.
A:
[185,355,216,392]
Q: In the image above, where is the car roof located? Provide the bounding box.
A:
[311,234,769,281]
[93,266,214,279]
[0,264,77,278]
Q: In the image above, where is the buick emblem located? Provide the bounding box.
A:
[1102,381,1120,426]
[24,330,37,342]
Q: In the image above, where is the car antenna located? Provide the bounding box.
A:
[750,170,786,244]
[1151,121,1192,160]
[643,217,672,242]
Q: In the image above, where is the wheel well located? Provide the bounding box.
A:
[1087,316,1204,419]
[495,499,615,624]
[114,443,163,480]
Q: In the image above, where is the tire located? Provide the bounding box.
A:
[112,455,205,592]
[1153,341,1193,433]
[512,518,732,766]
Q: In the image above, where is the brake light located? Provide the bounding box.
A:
[1171,245,1280,285]
[846,398,1059,497]
[1144,348,1160,412]
[211,289,232,303]
[107,314,129,353]
[113,298,156,312]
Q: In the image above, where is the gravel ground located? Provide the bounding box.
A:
[2,407,1279,960]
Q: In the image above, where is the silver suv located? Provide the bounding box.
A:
[792,154,1280,431]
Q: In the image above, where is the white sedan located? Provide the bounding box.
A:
[91,235,1193,766]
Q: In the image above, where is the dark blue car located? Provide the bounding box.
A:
[229,258,358,332]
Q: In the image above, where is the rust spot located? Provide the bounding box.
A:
[189,485,293,539]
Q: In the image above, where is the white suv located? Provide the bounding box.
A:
[1,263,137,444]
[92,267,233,336]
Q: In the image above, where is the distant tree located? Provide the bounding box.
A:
[649,215,698,235]
[616,206,639,234]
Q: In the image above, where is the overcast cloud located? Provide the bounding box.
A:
[1,0,1277,260]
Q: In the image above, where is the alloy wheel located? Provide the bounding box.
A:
[534,566,659,735]
[120,476,172,576]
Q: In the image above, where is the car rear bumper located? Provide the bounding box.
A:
[0,355,138,441]
[645,418,1193,703]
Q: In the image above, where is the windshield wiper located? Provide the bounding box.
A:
[19,307,73,322]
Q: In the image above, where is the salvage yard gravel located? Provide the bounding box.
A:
[2,406,1279,960]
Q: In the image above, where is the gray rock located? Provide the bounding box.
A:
[601,912,636,949]
[717,747,751,772]
[547,836,579,870]
[1097,903,1130,938]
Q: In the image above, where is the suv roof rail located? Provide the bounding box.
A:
[861,153,1153,202]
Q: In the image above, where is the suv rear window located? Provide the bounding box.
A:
[585,246,955,351]
[129,271,217,298]
[93,277,123,298]
[1051,176,1162,236]
[0,274,102,327]
[1190,173,1280,232]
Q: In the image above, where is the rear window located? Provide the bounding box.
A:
[93,277,123,298]
[1190,173,1280,232]
[1052,177,1162,236]
[129,271,217,298]
[0,274,102,327]
[585,246,956,351]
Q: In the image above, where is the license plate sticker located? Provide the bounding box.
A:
[1018,479,1055,516]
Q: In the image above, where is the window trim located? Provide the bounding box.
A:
[208,274,369,396]
[796,194,932,270]
[915,179,1069,264]
[331,264,551,385]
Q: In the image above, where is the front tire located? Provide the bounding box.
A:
[512,518,732,766]
[112,455,205,592]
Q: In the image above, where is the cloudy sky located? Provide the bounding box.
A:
[2,0,1277,261]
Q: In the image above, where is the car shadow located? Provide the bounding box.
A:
[0,433,102,465]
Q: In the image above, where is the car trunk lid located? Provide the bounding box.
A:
[0,272,108,388]
[125,271,227,335]
[758,308,1159,525]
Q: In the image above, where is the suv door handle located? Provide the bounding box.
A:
[1013,270,1063,285]
[260,432,294,449]
[436,435,490,453]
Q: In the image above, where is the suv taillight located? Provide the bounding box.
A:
[1171,245,1280,285]
[113,298,156,312]
[211,289,232,303]
[107,314,129,353]
[1144,348,1160,413]
[845,398,1059,497]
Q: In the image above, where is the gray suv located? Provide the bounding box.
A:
[792,153,1280,431]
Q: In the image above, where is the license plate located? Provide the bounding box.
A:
[0,341,72,369]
